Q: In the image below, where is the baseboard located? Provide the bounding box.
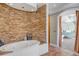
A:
[50,43,58,48]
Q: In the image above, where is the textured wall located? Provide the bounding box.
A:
[0,4,46,44]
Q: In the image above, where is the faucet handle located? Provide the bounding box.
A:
[27,33,32,40]
[0,39,4,46]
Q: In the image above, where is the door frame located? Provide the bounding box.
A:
[74,11,79,53]
[48,16,50,48]
[59,16,62,47]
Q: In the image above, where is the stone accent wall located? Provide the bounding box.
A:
[0,4,46,44]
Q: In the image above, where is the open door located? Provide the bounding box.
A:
[48,16,50,48]
[74,11,79,53]
[59,16,62,47]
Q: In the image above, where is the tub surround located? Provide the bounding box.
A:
[0,4,46,44]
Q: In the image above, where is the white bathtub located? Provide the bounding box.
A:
[0,40,40,56]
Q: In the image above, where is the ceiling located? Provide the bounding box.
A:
[6,3,45,12]
[6,3,79,15]
[48,3,79,15]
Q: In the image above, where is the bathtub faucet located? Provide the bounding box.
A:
[24,33,32,40]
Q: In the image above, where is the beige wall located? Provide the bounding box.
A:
[0,4,46,44]
[50,14,58,45]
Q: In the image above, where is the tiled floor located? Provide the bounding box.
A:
[42,46,79,56]
[62,38,75,51]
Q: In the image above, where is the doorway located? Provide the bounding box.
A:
[62,14,76,51]
[58,9,79,53]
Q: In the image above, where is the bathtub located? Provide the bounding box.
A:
[0,40,40,56]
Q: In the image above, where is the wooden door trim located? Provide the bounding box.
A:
[74,11,79,53]
[48,16,50,48]
[59,16,62,47]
